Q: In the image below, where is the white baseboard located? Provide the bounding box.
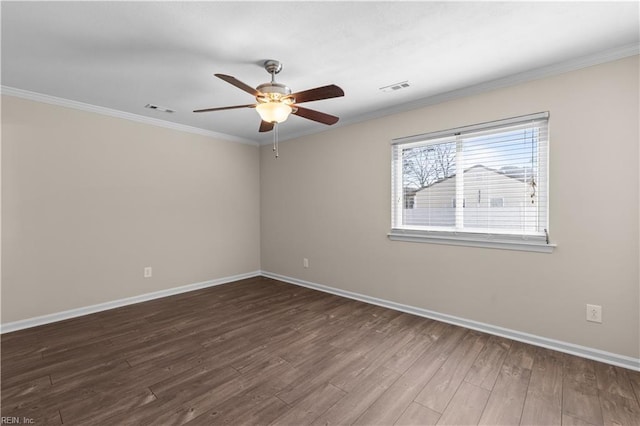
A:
[0,271,261,334]
[261,271,640,372]
[3,269,638,371]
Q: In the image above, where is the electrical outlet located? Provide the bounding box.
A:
[144,266,152,278]
[303,258,309,268]
[586,304,602,323]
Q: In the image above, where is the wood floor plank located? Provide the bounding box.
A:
[278,323,349,366]
[371,311,425,335]
[189,357,303,425]
[352,325,468,426]
[0,375,52,405]
[629,370,640,407]
[2,277,638,426]
[59,386,157,424]
[0,338,48,364]
[599,390,640,426]
[270,383,346,426]
[0,352,47,385]
[150,364,240,399]
[563,414,599,426]
[520,347,563,426]
[395,402,441,426]
[327,318,384,351]
[594,362,637,401]
[103,365,240,425]
[477,341,535,426]
[563,379,605,426]
[436,381,490,425]
[275,349,359,405]
[464,334,512,391]
[414,330,488,413]
[311,366,400,426]
[41,337,114,364]
[51,357,132,385]
[421,320,452,341]
[189,391,289,425]
[2,360,132,417]
[382,329,438,374]
[565,354,599,385]
[329,330,416,392]
[141,356,298,425]
[563,356,604,426]
[275,322,392,405]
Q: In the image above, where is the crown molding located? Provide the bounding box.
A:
[0,86,259,147]
[274,43,640,145]
[3,43,638,148]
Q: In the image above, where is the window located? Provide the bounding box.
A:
[390,112,553,252]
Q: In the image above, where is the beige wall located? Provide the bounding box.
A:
[2,96,260,323]
[260,56,640,358]
[2,56,638,359]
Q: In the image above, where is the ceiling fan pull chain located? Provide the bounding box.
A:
[274,123,279,158]
[272,125,276,153]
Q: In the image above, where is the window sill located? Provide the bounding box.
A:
[388,229,556,253]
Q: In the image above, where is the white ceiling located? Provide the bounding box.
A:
[2,1,639,144]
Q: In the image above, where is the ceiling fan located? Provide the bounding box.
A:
[193,60,345,133]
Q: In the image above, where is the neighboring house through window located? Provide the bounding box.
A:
[390,112,553,252]
[490,197,504,208]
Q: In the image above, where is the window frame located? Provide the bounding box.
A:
[389,112,555,253]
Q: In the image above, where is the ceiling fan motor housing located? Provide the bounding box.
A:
[256,82,293,103]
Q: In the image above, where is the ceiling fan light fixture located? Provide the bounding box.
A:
[256,101,292,123]
[194,60,344,136]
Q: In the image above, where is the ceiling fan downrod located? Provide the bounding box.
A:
[263,59,283,83]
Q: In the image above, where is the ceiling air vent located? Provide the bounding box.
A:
[145,104,175,113]
[379,81,410,93]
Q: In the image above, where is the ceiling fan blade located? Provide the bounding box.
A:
[215,74,260,97]
[288,84,344,104]
[259,121,275,133]
[292,106,339,125]
[193,104,256,113]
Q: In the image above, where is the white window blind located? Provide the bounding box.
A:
[390,112,552,252]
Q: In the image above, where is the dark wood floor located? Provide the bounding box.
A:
[2,277,639,425]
